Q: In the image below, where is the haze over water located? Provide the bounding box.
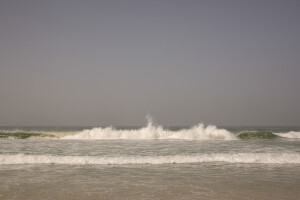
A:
[0,0,299,126]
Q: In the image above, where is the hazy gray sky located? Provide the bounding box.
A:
[0,0,299,126]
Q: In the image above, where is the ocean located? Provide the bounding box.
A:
[0,121,300,200]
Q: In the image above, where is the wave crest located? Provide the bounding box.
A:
[62,120,236,140]
[237,132,278,139]
[274,131,300,139]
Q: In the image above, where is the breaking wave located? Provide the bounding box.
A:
[62,119,236,140]
[1,117,299,140]
[1,153,300,165]
[274,131,300,139]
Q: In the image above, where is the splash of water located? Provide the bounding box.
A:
[62,117,236,140]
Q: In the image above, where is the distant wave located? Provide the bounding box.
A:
[0,131,57,139]
[237,131,278,139]
[62,119,236,140]
[236,131,300,139]
[1,153,300,165]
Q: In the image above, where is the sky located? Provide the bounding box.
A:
[0,0,299,126]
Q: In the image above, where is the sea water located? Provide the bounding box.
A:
[0,122,300,199]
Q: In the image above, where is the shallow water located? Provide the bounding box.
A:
[1,163,300,200]
[0,125,300,199]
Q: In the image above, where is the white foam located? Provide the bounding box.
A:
[274,131,300,139]
[62,119,236,140]
[1,153,300,165]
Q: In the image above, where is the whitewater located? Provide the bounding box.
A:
[2,119,299,140]
[60,123,300,140]
[1,153,300,165]
[61,121,238,140]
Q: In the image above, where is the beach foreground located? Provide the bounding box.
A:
[1,162,300,200]
[0,126,300,199]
